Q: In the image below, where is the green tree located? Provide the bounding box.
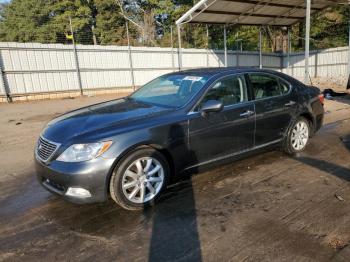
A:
[0,0,101,44]
[45,0,94,44]
[0,0,51,42]
[0,0,349,51]
[94,0,125,45]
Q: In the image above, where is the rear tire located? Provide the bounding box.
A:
[109,147,169,210]
[283,117,310,155]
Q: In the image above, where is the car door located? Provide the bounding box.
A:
[248,73,298,146]
[188,74,255,165]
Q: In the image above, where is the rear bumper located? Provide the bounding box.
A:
[35,157,115,204]
[315,113,324,133]
[310,99,325,134]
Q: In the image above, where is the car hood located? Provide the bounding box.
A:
[42,98,172,143]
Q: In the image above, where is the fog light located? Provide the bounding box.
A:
[66,187,91,198]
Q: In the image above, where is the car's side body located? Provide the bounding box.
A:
[35,68,324,204]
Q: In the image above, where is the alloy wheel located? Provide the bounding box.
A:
[291,121,309,151]
[121,157,164,204]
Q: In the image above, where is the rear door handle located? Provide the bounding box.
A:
[285,101,296,107]
[240,110,255,118]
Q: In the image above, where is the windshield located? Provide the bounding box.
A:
[130,74,209,108]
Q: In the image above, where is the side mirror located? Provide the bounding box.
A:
[200,100,224,117]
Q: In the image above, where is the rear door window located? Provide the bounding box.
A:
[249,73,290,100]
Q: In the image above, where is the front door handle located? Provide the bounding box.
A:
[285,101,296,107]
[240,110,255,118]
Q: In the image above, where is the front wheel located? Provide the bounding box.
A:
[283,117,310,154]
[109,148,169,210]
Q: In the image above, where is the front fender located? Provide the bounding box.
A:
[102,121,190,189]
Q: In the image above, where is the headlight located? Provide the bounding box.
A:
[57,141,113,162]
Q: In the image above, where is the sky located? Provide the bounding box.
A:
[0,0,10,3]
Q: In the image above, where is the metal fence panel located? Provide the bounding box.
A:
[0,42,79,94]
[0,42,348,98]
[182,48,213,68]
[282,47,349,83]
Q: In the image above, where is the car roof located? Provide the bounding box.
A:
[172,67,279,77]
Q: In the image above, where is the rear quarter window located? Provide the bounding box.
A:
[249,73,291,99]
[278,78,291,94]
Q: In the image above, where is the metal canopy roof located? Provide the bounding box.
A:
[176,0,348,27]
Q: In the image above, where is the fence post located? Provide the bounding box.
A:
[0,62,11,102]
[314,52,318,78]
[69,17,83,95]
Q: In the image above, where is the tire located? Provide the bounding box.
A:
[109,147,169,210]
[283,117,311,155]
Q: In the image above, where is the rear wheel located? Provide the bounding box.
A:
[109,148,169,210]
[283,117,310,154]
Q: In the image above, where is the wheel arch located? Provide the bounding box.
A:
[299,112,315,135]
[105,142,176,196]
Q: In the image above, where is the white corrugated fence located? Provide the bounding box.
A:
[282,47,349,83]
[0,42,348,101]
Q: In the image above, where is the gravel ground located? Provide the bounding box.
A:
[0,93,350,261]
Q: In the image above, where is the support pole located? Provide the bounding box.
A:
[347,6,350,79]
[347,5,350,90]
[125,22,135,91]
[177,25,182,70]
[224,25,227,67]
[259,26,263,69]
[287,27,291,75]
[69,17,83,95]
[235,31,240,68]
[171,26,175,71]
[305,0,311,84]
[206,25,210,67]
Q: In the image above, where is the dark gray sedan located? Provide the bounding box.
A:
[35,68,324,210]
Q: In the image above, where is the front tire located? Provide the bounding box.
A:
[283,117,310,154]
[109,148,169,210]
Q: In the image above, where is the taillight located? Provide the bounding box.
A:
[318,94,324,105]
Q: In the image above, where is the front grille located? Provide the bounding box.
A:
[36,136,60,162]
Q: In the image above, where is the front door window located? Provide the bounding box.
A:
[198,74,248,109]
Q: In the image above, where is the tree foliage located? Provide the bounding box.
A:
[0,0,349,52]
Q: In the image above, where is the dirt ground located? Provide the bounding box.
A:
[1,93,350,262]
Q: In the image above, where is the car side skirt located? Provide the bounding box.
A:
[183,138,282,171]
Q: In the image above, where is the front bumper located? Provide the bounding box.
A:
[35,156,115,204]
